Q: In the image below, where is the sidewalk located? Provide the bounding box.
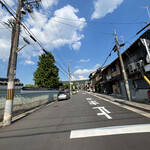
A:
[91,92,150,113]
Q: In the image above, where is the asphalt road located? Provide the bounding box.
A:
[0,91,150,150]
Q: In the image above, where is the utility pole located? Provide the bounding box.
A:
[3,0,23,126]
[3,0,41,126]
[114,30,131,101]
[68,60,72,95]
[143,6,150,18]
[143,6,150,29]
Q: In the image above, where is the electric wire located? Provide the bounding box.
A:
[51,18,113,36]
[29,11,69,69]
[0,1,70,80]
[44,1,75,70]
[0,21,42,53]
[54,16,144,25]
[23,14,70,76]
[2,0,146,81]
[59,69,69,80]
[1,19,70,80]
[22,7,70,76]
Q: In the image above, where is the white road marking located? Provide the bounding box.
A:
[88,101,99,105]
[88,92,150,118]
[100,106,111,113]
[93,107,112,119]
[86,98,92,101]
[70,124,150,139]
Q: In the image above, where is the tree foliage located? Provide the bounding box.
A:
[33,52,59,88]
[25,84,38,87]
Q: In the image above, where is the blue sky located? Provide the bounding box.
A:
[0,0,150,85]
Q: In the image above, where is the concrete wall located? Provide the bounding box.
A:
[133,89,149,101]
[0,90,59,121]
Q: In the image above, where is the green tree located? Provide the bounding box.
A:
[25,84,38,87]
[33,52,59,88]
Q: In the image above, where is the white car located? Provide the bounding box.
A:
[87,88,90,92]
[57,91,70,100]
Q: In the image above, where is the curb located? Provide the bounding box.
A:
[89,92,150,113]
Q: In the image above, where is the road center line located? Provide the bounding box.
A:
[70,124,150,139]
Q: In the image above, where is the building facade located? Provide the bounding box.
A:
[89,29,150,102]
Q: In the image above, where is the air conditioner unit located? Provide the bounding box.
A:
[106,75,112,80]
[128,62,136,74]
[136,60,144,71]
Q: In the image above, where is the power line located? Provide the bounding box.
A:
[54,16,144,25]
[101,50,113,68]
[42,2,78,70]
[21,22,70,77]
[2,0,113,79]
[1,0,16,15]
[55,61,69,75]
[27,3,75,76]
[22,25,70,77]
[51,18,113,35]
[29,11,69,69]
[59,69,69,80]
[0,1,70,79]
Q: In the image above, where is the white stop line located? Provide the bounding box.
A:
[70,124,150,139]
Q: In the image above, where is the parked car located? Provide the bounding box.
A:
[87,88,90,92]
[57,90,70,100]
[72,89,77,94]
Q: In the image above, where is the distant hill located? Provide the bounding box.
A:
[62,79,89,85]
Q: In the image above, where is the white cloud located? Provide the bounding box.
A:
[0,37,11,62]
[25,60,35,65]
[74,69,93,75]
[20,60,35,65]
[72,41,81,50]
[91,0,123,19]
[71,75,88,81]
[80,59,90,62]
[74,64,100,75]
[0,4,86,62]
[94,64,100,68]
[0,3,16,62]
[79,75,88,80]
[71,75,77,81]
[4,0,15,7]
[25,5,86,51]
[41,0,58,9]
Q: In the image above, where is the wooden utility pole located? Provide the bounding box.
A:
[114,30,131,101]
[3,0,41,126]
[3,0,23,126]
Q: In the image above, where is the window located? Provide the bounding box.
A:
[133,79,150,89]
[111,66,116,73]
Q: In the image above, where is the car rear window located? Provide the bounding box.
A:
[59,91,65,94]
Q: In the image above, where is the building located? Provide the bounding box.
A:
[89,71,96,92]
[89,29,150,102]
